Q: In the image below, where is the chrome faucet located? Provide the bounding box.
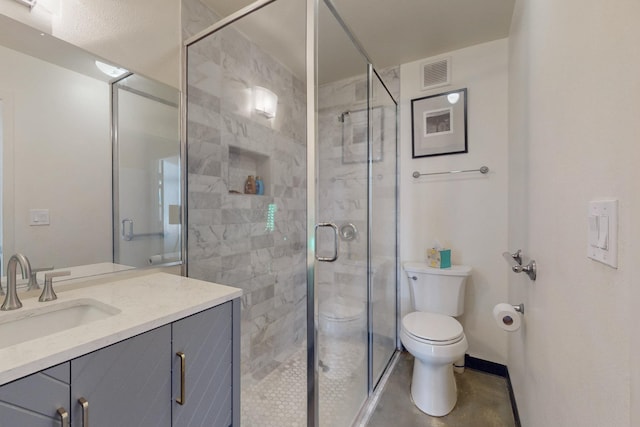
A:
[1,254,32,311]
[39,271,71,302]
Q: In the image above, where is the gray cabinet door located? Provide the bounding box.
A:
[71,325,171,427]
[0,362,70,427]
[172,301,235,427]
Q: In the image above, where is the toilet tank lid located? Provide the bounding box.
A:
[403,262,471,276]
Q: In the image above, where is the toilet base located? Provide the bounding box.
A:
[410,357,458,416]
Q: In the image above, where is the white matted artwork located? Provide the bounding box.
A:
[411,88,467,158]
[341,106,383,164]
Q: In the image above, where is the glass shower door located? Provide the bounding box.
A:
[315,2,372,425]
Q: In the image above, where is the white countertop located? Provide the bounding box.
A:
[0,272,242,386]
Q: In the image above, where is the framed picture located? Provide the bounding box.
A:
[341,106,383,164]
[411,88,467,158]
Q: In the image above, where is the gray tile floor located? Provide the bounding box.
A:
[367,352,516,427]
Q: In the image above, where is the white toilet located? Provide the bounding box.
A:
[319,295,365,338]
[400,262,472,417]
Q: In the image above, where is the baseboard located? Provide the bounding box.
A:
[464,354,508,377]
[464,355,521,427]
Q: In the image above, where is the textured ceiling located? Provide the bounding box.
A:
[201,0,515,83]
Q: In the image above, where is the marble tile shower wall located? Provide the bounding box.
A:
[317,68,400,302]
[183,2,307,382]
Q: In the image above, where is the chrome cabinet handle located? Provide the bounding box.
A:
[176,351,186,405]
[314,223,339,262]
[57,407,69,427]
[78,397,89,427]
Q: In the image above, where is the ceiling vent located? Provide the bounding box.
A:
[421,57,451,91]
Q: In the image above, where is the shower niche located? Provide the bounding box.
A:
[227,145,271,195]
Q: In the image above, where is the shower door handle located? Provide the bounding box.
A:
[315,223,339,262]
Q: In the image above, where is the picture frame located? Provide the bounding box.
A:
[411,88,467,158]
[341,106,383,164]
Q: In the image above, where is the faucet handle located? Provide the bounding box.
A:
[39,271,71,302]
[27,266,55,291]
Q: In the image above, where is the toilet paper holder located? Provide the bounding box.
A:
[502,249,537,281]
[512,303,525,315]
[494,303,525,332]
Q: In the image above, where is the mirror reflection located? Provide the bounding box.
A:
[0,15,181,282]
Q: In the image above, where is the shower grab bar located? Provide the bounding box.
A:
[502,250,537,281]
[412,165,489,178]
[314,223,339,262]
[121,218,164,241]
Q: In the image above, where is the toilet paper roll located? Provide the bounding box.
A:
[493,303,522,332]
[148,252,180,265]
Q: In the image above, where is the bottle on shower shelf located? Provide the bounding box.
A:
[255,176,264,195]
[244,175,256,194]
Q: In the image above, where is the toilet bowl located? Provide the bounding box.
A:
[401,262,471,417]
[400,311,468,416]
[319,296,365,338]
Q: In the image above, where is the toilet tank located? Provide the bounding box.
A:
[404,262,471,316]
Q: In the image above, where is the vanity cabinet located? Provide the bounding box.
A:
[0,362,70,426]
[71,325,172,427]
[172,300,236,427]
[0,298,240,427]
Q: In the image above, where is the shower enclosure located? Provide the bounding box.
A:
[184,0,398,425]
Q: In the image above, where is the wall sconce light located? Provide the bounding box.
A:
[447,92,460,104]
[13,0,37,10]
[253,86,278,119]
[95,60,128,78]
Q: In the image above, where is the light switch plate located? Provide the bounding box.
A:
[29,209,50,226]
[587,200,618,268]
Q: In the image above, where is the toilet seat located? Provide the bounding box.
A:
[402,312,464,345]
[319,297,363,322]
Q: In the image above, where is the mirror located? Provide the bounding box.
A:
[0,14,181,281]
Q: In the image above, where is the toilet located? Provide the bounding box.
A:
[400,262,471,417]
[319,295,366,339]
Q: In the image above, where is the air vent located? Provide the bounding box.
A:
[421,57,451,90]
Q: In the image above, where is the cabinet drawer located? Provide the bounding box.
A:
[0,362,70,423]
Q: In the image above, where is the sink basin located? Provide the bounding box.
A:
[0,298,121,349]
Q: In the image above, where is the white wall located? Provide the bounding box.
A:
[508,0,640,425]
[400,39,509,364]
[0,44,112,269]
[0,0,181,88]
